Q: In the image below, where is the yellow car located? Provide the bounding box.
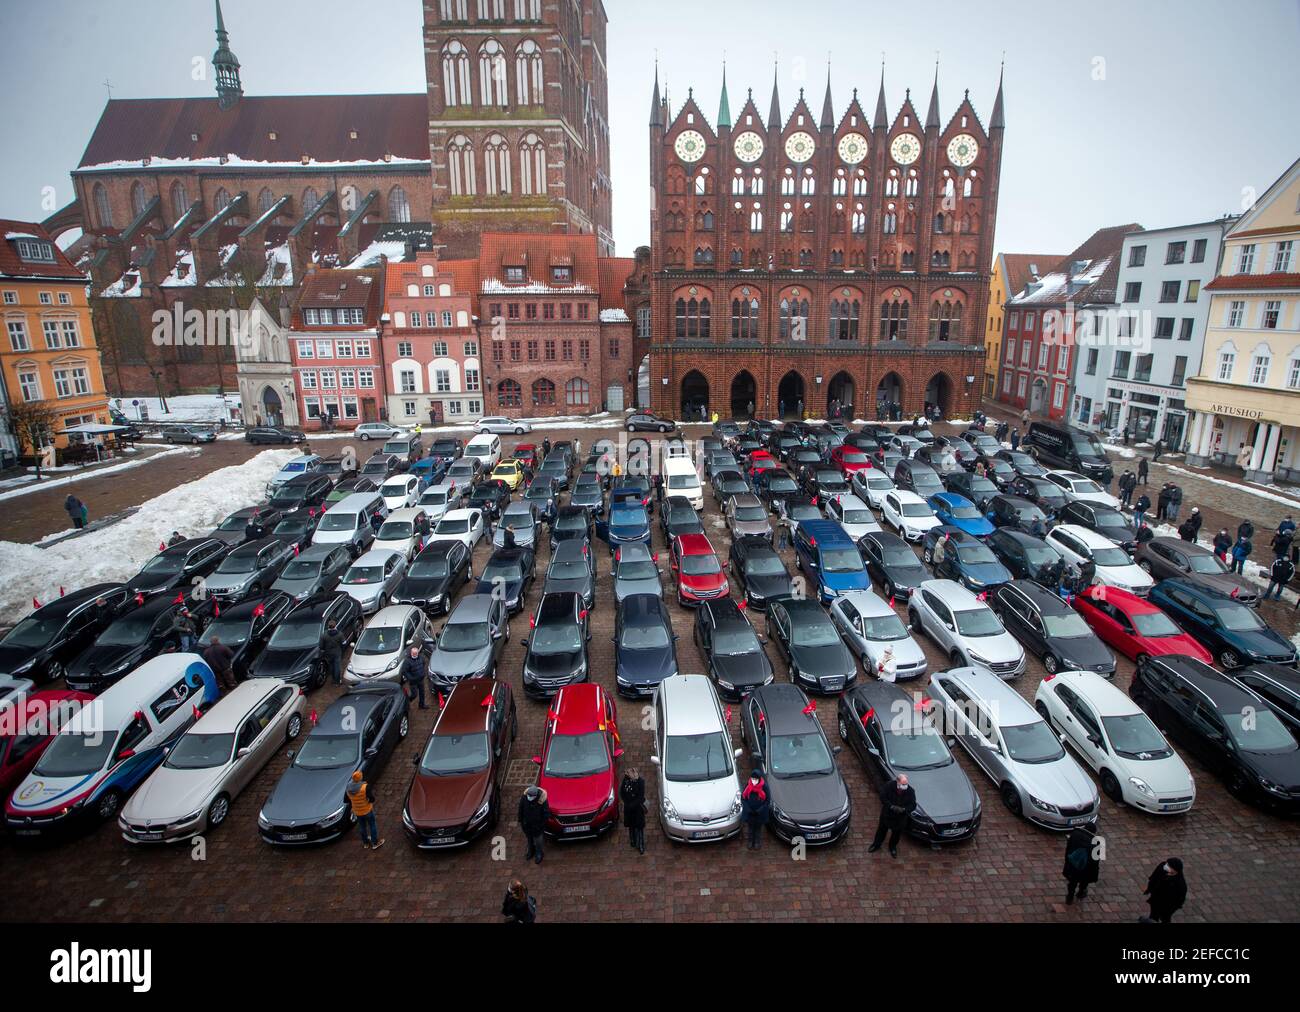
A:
[491,460,526,490]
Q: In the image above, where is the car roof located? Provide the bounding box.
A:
[832,494,870,510]
[931,491,973,507]
[798,519,853,543]
[890,489,928,504]
[448,592,495,622]
[1053,524,1115,548]
[551,683,606,734]
[327,492,382,513]
[434,678,499,735]
[616,541,654,561]
[228,536,280,557]
[657,674,723,735]
[1004,579,1071,612]
[1149,655,1258,711]
[837,590,894,618]
[94,655,211,723]
[487,546,532,567]
[1047,469,1087,482]
[619,592,668,624]
[440,508,476,521]
[1046,670,1140,717]
[385,507,425,522]
[992,528,1045,547]
[352,548,403,566]
[674,532,715,554]
[295,543,344,561]
[316,688,389,732]
[778,598,831,623]
[752,682,820,734]
[25,583,124,621]
[731,492,763,508]
[550,539,588,563]
[382,474,416,486]
[191,678,289,732]
[940,666,1037,722]
[919,578,986,611]
[704,596,748,626]
[278,472,324,488]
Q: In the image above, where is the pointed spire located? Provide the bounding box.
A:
[718,64,732,130]
[767,63,782,130]
[873,63,888,129]
[925,63,940,130]
[820,65,835,130]
[213,0,242,111]
[650,63,662,127]
[990,61,1006,130]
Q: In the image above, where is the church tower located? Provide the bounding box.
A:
[213,0,243,111]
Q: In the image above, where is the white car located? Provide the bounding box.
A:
[338,548,408,614]
[908,579,1025,678]
[823,493,882,539]
[890,435,923,459]
[850,468,895,509]
[380,474,421,511]
[428,508,486,551]
[345,604,432,684]
[475,415,532,435]
[880,490,942,542]
[1045,524,1153,596]
[651,674,743,843]
[1043,470,1120,510]
[417,481,462,522]
[1034,669,1196,814]
[828,590,927,680]
[374,507,430,559]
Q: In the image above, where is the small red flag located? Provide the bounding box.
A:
[546,708,560,722]
[32,597,41,609]
[310,709,318,725]
[801,700,817,716]
[976,591,988,602]
[59,586,65,597]
[529,615,536,629]
[861,706,875,727]
[737,598,747,610]
[888,596,896,608]
[724,706,732,723]
[252,603,265,618]
[135,592,145,606]
[173,591,186,604]
[437,692,446,708]
[192,704,202,720]
[293,544,300,556]
[159,541,166,552]
[481,694,493,708]
[213,601,220,618]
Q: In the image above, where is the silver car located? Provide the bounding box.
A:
[427,592,508,688]
[908,579,1025,678]
[475,415,532,435]
[271,544,353,601]
[492,501,538,549]
[850,469,896,509]
[726,493,773,544]
[345,604,432,683]
[613,542,663,602]
[119,678,307,841]
[338,549,408,615]
[417,481,462,523]
[928,666,1099,830]
[355,421,408,442]
[543,539,596,609]
[828,590,927,680]
[203,537,296,602]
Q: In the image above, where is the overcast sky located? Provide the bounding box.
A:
[2,0,1297,257]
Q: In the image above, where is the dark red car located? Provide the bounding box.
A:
[830,445,875,477]
[0,690,96,805]
[1071,585,1213,664]
[535,683,622,838]
[670,532,729,606]
[746,450,778,481]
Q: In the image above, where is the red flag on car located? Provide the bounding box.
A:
[801,700,817,716]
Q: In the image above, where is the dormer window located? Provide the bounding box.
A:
[504,266,526,283]
[551,266,572,284]
[268,130,278,141]
[14,239,55,263]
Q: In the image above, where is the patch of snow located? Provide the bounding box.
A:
[599,308,630,323]
[113,394,239,424]
[78,155,428,172]
[1103,443,1137,459]
[346,240,407,270]
[100,272,141,298]
[161,251,196,287]
[481,278,594,295]
[4,232,39,240]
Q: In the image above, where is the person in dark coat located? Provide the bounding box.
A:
[1278,515,1297,539]
[739,769,771,850]
[1212,529,1232,561]
[518,786,551,865]
[1155,484,1172,522]
[869,774,917,858]
[541,437,552,458]
[1062,823,1101,904]
[501,879,536,923]
[619,769,647,854]
[1177,508,1202,543]
[1270,528,1294,559]
[1266,554,1294,601]
[1142,857,1187,923]
[1010,429,1021,451]
[167,530,186,547]
[1231,535,1252,575]
[1238,519,1255,541]
[400,645,428,709]
[64,494,88,529]
[1117,470,1136,508]
[1028,515,1047,540]
[320,618,345,685]
[1166,484,1183,522]
[170,608,197,652]
[202,634,237,691]
[1133,493,1151,529]
[1137,456,1149,485]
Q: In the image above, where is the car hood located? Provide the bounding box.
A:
[430,645,493,679]
[1055,634,1115,672]
[1124,753,1195,796]
[68,642,148,680]
[374,537,415,556]
[1231,626,1296,661]
[493,528,536,548]
[1239,746,1300,790]
[526,649,585,678]
[959,561,1012,588]
[476,577,523,602]
[1194,573,1260,599]
[1016,754,1098,809]
[394,575,449,601]
[1142,635,1211,663]
[617,643,677,684]
[663,772,740,822]
[0,642,49,676]
[905,761,981,822]
[251,647,318,679]
[122,764,223,824]
[1099,564,1154,590]
[208,530,247,545]
[262,763,355,823]
[341,584,383,604]
[885,561,928,589]
[863,635,927,671]
[272,575,325,599]
[615,576,663,600]
[769,770,848,821]
[733,521,771,537]
[1076,491,1120,509]
[711,651,771,688]
[965,632,1023,666]
[126,573,179,594]
[406,770,489,825]
[348,650,403,678]
[205,571,255,594]
[544,575,592,600]
[747,573,794,599]
[950,517,997,537]
[790,641,855,678]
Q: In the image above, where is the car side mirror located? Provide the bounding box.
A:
[236,747,251,759]
[832,745,843,755]
[412,755,420,766]
[649,755,661,766]
[365,746,379,759]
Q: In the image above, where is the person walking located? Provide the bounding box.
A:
[1137,456,1149,486]
[202,634,238,692]
[501,879,536,924]
[1177,508,1202,543]
[1062,822,1101,904]
[1141,857,1187,923]
[64,494,88,529]
[740,768,770,850]
[518,785,551,865]
[1238,518,1255,542]
[869,774,916,858]
[400,645,428,709]
[1231,534,1252,575]
[347,770,384,850]
[1010,428,1021,451]
[620,768,647,854]
[170,608,197,653]
[1266,553,1295,601]
[1021,408,1030,426]
[1212,528,1232,562]
[1133,492,1151,530]
[1278,515,1297,539]
[1270,526,1294,559]
[541,437,552,459]
[321,618,345,685]
[1119,470,1137,508]
[1167,484,1183,523]
[1152,439,1164,464]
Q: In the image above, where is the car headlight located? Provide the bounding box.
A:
[716,678,735,690]
[1128,777,1156,798]
[431,593,445,605]
[470,796,492,824]
[1028,794,1059,815]
[257,810,271,830]
[598,790,616,814]
[1258,775,1287,795]
[8,658,36,675]
[730,791,742,817]
[662,798,680,821]
[774,807,796,827]
[171,808,204,827]
[967,650,991,666]
[402,808,416,831]
[384,657,400,672]
[320,803,348,828]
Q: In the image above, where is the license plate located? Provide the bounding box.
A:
[806,830,832,840]
[940,828,965,837]
[280,832,308,841]
[692,829,720,840]
[14,829,39,836]
[424,837,456,846]
[563,824,591,834]
[137,831,163,840]
[1068,817,1091,826]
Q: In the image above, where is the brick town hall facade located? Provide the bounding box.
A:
[647,67,1005,421]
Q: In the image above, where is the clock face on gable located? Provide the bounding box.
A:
[837,132,868,165]
[947,134,979,167]
[890,133,922,165]
[784,131,816,163]
[674,130,706,163]
[733,131,765,163]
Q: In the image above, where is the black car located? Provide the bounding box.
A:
[990,580,1116,676]
[203,536,295,603]
[246,425,306,445]
[788,447,824,472]
[925,529,1014,594]
[360,453,401,481]
[0,583,129,684]
[740,683,851,844]
[568,477,604,517]
[542,538,596,609]
[258,683,410,844]
[249,592,363,689]
[475,546,536,615]
[1233,664,1300,737]
[943,470,1000,511]
[391,540,471,616]
[267,473,333,513]
[1132,654,1300,812]
[977,455,1019,489]
[524,476,561,522]
[934,435,978,468]
[538,456,570,493]
[660,495,705,540]
[1149,579,1297,670]
[838,681,981,843]
[271,543,354,601]
[521,591,591,699]
[319,456,357,483]
[962,429,1001,457]
[857,531,927,602]
[766,598,856,694]
[127,538,230,595]
[269,508,320,551]
[64,593,189,693]
[800,465,850,501]
[986,528,1066,587]
[996,449,1047,478]
[468,479,511,519]
[752,468,801,513]
[613,594,679,698]
[729,539,794,610]
[329,477,380,501]
[430,437,463,464]
[694,597,774,701]
[986,494,1049,534]
[712,470,751,504]
[195,591,295,681]
[625,412,676,433]
[210,506,284,546]
[1006,476,1067,516]
[892,460,944,500]
[1056,500,1137,551]
[551,505,594,551]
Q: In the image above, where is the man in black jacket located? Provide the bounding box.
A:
[400,645,428,709]
[869,774,917,858]
[202,634,237,692]
[1063,823,1101,904]
[320,618,345,685]
[1266,554,1295,601]
[518,786,551,865]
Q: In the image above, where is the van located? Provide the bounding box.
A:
[1023,421,1113,483]
[314,492,388,557]
[662,456,704,510]
[793,518,871,603]
[464,434,502,471]
[651,674,743,843]
[4,654,219,836]
[381,434,423,469]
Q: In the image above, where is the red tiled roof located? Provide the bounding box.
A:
[77,95,429,169]
[597,256,635,307]
[439,258,481,296]
[477,232,600,289]
[1000,253,1066,300]
[296,268,383,324]
[0,220,85,281]
[1229,224,1300,240]
[1204,272,1300,292]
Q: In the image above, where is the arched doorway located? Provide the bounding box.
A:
[680,370,709,421]
[730,370,757,419]
[925,373,953,418]
[1029,378,1047,416]
[261,385,283,426]
[827,371,855,420]
[876,372,903,421]
[777,371,805,418]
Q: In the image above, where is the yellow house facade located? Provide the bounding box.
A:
[1185,156,1300,481]
[983,256,1008,398]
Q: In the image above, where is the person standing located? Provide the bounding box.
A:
[1118,470,1136,508]
[1155,484,1172,523]
[347,770,384,850]
[1231,534,1252,575]
[620,769,646,855]
[1236,443,1253,472]
[541,437,552,459]
[501,879,536,923]
[869,774,916,858]
[1021,408,1031,426]
[796,397,804,419]
[1177,508,1202,543]
[167,530,186,547]
[1010,428,1021,451]
[1166,484,1183,522]
[518,785,551,865]
[1137,456,1149,486]
[1152,439,1164,464]
[1270,526,1294,559]
[740,769,770,850]
[1278,515,1297,539]
[202,634,238,692]
[1266,553,1295,601]
[170,608,197,653]
[321,618,345,685]
[1141,858,1187,923]
[1213,528,1232,561]
[778,398,786,419]
[64,494,88,529]
[1062,823,1101,904]
[400,645,428,709]
[1133,492,1151,530]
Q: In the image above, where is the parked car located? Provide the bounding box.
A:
[203,537,295,604]
[659,495,703,542]
[1043,470,1120,509]
[1071,584,1212,664]
[849,468,896,510]
[880,490,941,542]
[612,542,663,602]
[344,605,432,684]
[359,453,402,482]
[354,422,407,442]
[990,579,1116,676]
[1055,500,1137,551]
[1006,476,1068,516]
[857,531,927,602]
[694,597,774,701]
[728,539,794,610]
[1045,525,1153,596]
[532,683,623,838]
[467,479,510,520]
[1134,537,1258,604]
[474,546,536,615]
[1234,663,1300,737]
[625,412,676,433]
[428,508,487,552]
[907,579,1025,678]
[922,528,1012,593]
[794,518,871,603]
[726,492,773,544]
[209,506,283,546]
[267,473,333,514]
[391,539,471,616]
[475,415,532,435]
[195,592,295,680]
[613,594,679,698]
[269,509,320,552]
[1022,422,1113,484]
[246,425,306,445]
[602,502,653,557]
[986,528,1065,587]
[491,501,538,550]
[552,505,596,551]
[426,593,509,689]
[828,590,927,680]
[766,598,856,694]
[266,455,324,496]
[165,424,217,445]
[942,470,999,511]
[373,507,431,560]
[64,593,191,694]
[127,538,229,596]
[670,533,729,606]
[1149,579,1297,669]
[0,690,96,805]
[986,493,1051,533]
[823,493,882,540]
[271,543,354,601]
[997,449,1048,478]
[525,476,562,521]
[248,592,363,689]
[927,492,996,538]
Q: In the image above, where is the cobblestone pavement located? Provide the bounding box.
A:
[2,418,1297,923]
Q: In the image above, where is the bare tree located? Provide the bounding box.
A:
[3,399,60,480]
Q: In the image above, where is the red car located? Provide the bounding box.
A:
[670,532,729,605]
[0,690,96,804]
[534,683,622,838]
[512,443,539,467]
[1071,586,1213,664]
[747,452,778,481]
[830,445,874,477]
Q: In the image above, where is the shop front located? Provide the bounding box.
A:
[1185,379,1300,482]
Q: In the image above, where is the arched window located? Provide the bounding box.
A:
[257,188,276,215]
[693,247,714,265]
[853,173,868,197]
[448,136,476,196]
[484,134,511,194]
[800,174,815,196]
[882,211,897,234]
[829,298,861,341]
[749,175,764,195]
[750,209,763,232]
[389,185,411,222]
[963,177,973,198]
[442,40,471,106]
[169,181,188,220]
[1250,342,1273,384]
[780,174,795,196]
[1216,341,1237,381]
[440,0,468,17]
[130,181,147,217]
[832,175,846,196]
[498,378,521,407]
[674,296,711,339]
[880,299,910,340]
[479,40,507,106]
[929,300,964,341]
[905,172,919,197]
[851,211,866,234]
[731,297,760,341]
[779,297,809,341]
[731,176,744,196]
[531,378,555,406]
[302,187,320,215]
[213,188,231,212]
[885,171,899,197]
[779,210,793,233]
[515,39,543,104]
[565,377,590,406]
[519,133,547,195]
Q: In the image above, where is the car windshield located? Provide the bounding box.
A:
[621,621,670,649]
[664,731,733,782]
[354,626,404,656]
[318,514,357,532]
[218,515,251,531]
[841,452,868,464]
[34,731,119,777]
[713,625,760,655]
[343,565,385,585]
[530,622,582,655]
[883,725,952,770]
[953,607,1003,637]
[1101,714,1170,760]
[769,732,834,777]
[281,463,307,475]
[735,506,767,523]
[1071,435,1107,458]
[1222,706,1297,752]
[548,560,588,582]
[1093,546,1132,567]
[840,509,872,525]
[410,553,451,578]
[419,731,489,775]
[216,553,260,575]
[542,732,609,778]
[2,614,63,648]
[1183,553,1225,574]
[1212,602,1267,632]
[294,733,358,769]
[1073,478,1104,494]
[618,561,658,582]
[1025,547,1060,569]
[198,618,249,648]
[433,442,458,454]
[1130,611,1182,637]
[861,613,908,641]
[267,619,323,650]
[1002,721,1066,763]
[440,621,489,652]
[165,732,235,770]
[881,546,921,568]
[1093,512,1128,530]
[275,521,309,535]
[421,491,449,506]
[791,616,840,647]
[482,560,524,584]
[900,503,933,518]
[746,554,786,577]
[96,614,154,646]
[769,477,798,492]
[681,554,720,576]
[821,548,864,574]
[378,521,414,540]
[435,519,468,535]
[556,515,587,533]
[947,504,983,520]
[280,560,323,580]
[867,477,894,491]
[1042,612,1093,638]
[140,554,186,577]
[1017,506,1047,524]
[667,474,700,489]
[788,506,821,522]
[610,509,648,532]
[955,544,998,565]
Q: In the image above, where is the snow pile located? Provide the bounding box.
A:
[0,449,296,626]
[112,394,238,423]
[599,308,630,323]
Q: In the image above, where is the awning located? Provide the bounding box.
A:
[62,423,131,434]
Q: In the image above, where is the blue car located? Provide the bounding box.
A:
[598,502,652,555]
[792,518,871,603]
[1149,579,1298,670]
[921,527,1013,594]
[410,457,447,485]
[927,492,996,538]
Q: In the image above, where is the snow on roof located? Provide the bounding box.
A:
[599,308,630,323]
[77,154,428,173]
[481,278,594,295]
[1008,255,1114,306]
[161,251,196,287]
[346,239,408,270]
[5,232,39,240]
[100,272,142,298]
[258,243,294,286]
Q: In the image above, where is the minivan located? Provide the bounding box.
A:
[662,456,704,511]
[1023,421,1113,483]
[313,492,388,557]
[464,434,502,472]
[651,674,743,843]
[793,519,871,603]
[382,434,423,469]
